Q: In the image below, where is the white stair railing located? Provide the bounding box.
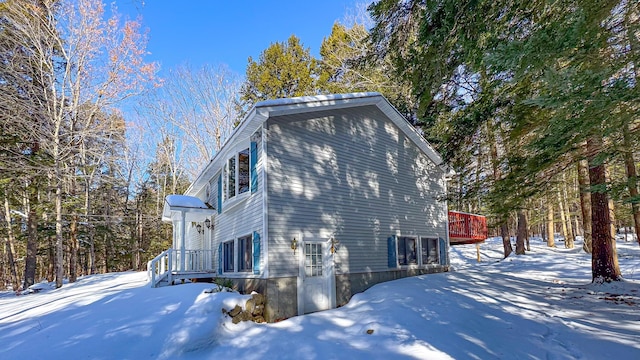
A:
[147,248,173,287]
[147,249,217,287]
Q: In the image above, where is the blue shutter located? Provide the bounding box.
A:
[217,174,222,214]
[252,231,261,274]
[439,237,448,266]
[387,236,397,268]
[217,243,223,274]
[250,141,258,193]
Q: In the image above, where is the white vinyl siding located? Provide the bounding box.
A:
[210,131,264,277]
[266,105,447,276]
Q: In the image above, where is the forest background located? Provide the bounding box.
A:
[0,0,638,291]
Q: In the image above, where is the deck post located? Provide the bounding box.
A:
[180,211,186,272]
[168,249,173,285]
[151,260,156,285]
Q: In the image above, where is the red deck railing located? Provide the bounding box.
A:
[448,211,488,245]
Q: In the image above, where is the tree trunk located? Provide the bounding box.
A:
[487,123,512,258]
[622,130,640,245]
[557,187,569,247]
[561,176,575,248]
[104,233,109,273]
[623,0,640,243]
[69,214,79,282]
[541,200,546,241]
[501,223,512,258]
[578,159,593,253]
[131,208,138,270]
[587,137,621,283]
[54,164,64,288]
[525,210,531,251]
[515,211,527,255]
[89,226,97,274]
[47,235,55,282]
[546,202,556,247]
[3,197,20,291]
[24,192,38,289]
[0,245,5,290]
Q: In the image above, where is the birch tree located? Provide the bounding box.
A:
[2,0,157,287]
[140,64,240,178]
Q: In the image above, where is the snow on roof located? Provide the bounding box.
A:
[162,195,215,222]
[165,195,210,209]
[253,92,381,108]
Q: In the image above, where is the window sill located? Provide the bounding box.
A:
[220,272,261,278]
[222,191,250,212]
[396,264,440,269]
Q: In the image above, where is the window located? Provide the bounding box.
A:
[238,149,250,194]
[223,241,234,272]
[238,234,253,272]
[397,236,417,265]
[222,234,255,273]
[421,237,439,264]
[228,157,236,198]
[223,147,252,201]
[222,165,227,201]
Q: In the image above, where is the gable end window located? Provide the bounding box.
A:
[222,143,256,204]
[238,149,250,194]
[228,157,236,198]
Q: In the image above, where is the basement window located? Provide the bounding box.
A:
[397,236,418,266]
[421,237,439,264]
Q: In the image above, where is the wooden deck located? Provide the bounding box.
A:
[448,211,488,245]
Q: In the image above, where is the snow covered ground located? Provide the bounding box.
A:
[1,237,639,359]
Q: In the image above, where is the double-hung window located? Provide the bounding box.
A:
[223,240,234,272]
[227,157,236,198]
[222,234,254,273]
[238,149,250,194]
[237,234,253,272]
[223,146,251,201]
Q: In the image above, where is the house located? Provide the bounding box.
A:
[149,92,451,322]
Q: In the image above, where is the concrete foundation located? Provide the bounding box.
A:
[335,266,449,307]
[223,276,298,323]
[222,266,447,322]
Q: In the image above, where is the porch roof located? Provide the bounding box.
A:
[162,195,216,222]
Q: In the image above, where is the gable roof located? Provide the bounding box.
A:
[186,92,444,196]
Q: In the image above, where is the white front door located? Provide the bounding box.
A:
[300,241,333,314]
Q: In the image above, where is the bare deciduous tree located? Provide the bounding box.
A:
[139,64,240,179]
[3,0,157,287]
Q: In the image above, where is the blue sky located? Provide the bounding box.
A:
[116,0,366,76]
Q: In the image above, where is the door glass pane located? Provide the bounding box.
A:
[305,243,323,277]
